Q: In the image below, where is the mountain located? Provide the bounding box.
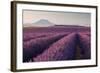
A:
[24,19,90,27]
[24,19,54,27]
[54,25,89,27]
[34,19,54,25]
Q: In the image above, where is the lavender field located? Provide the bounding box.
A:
[23,25,91,62]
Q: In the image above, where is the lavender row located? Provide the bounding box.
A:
[23,32,70,41]
[78,34,91,59]
[23,33,69,62]
[34,33,78,61]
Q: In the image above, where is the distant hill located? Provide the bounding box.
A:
[54,25,89,27]
[34,19,54,25]
[24,19,54,27]
[24,19,90,27]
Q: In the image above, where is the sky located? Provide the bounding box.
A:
[23,10,91,27]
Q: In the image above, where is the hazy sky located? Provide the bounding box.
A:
[23,10,91,27]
